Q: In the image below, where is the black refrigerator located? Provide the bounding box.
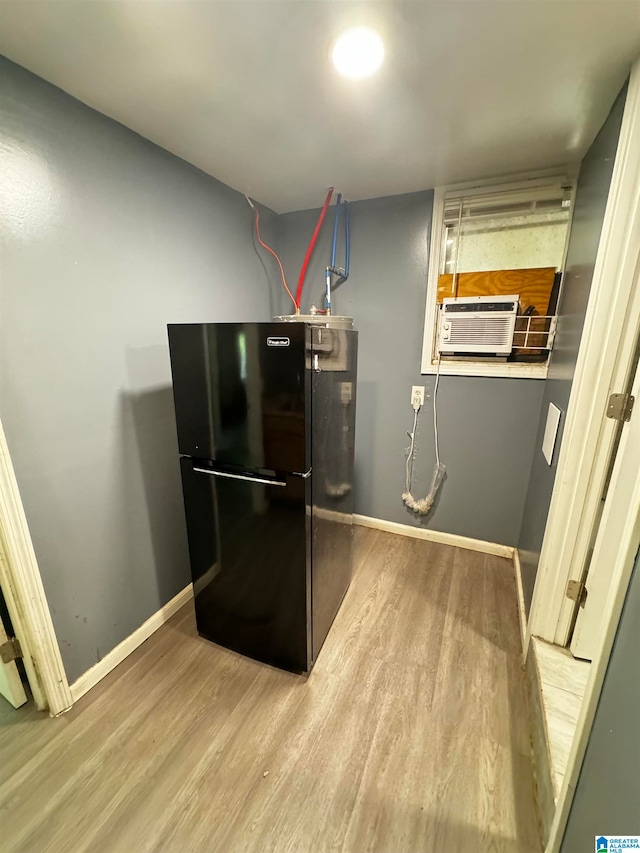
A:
[168,321,357,673]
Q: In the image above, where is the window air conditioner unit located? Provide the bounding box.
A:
[439,295,519,355]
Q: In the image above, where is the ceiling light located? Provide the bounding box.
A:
[331,27,384,80]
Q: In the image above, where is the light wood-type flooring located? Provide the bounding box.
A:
[0,528,541,852]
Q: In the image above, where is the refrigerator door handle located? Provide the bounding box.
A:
[192,467,287,488]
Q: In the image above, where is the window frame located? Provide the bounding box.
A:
[421,169,578,379]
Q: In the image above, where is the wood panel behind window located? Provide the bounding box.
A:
[437,267,557,316]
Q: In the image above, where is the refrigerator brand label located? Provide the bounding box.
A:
[267,336,290,347]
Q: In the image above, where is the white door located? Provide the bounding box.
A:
[0,601,28,708]
[570,358,640,659]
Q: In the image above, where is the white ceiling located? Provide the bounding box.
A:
[0,1,639,213]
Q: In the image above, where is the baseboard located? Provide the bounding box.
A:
[353,514,514,559]
[70,583,194,703]
[513,548,528,655]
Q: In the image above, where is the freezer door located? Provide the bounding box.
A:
[180,457,310,673]
[168,323,308,474]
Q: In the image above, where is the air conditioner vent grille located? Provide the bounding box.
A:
[439,295,519,355]
[448,324,513,344]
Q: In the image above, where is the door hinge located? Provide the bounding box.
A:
[566,580,588,608]
[0,637,22,664]
[606,392,635,422]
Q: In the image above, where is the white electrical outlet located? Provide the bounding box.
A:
[411,385,425,409]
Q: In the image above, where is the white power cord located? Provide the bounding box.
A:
[404,407,419,495]
[402,355,446,515]
[433,352,442,467]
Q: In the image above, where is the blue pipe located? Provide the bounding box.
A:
[336,201,350,286]
[343,201,350,278]
[325,195,350,309]
[325,267,332,313]
[330,193,342,269]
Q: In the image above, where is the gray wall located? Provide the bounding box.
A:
[517,85,627,612]
[0,57,278,683]
[279,194,545,546]
[561,548,640,850]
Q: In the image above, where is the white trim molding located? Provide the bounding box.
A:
[0,419,73,716]
[70,584,194,703]
[422,358,549,380]
[513,549,528,655]
[354,514,514,559]
[528,62,640,651]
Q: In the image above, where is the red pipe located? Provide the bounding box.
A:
[296,187,334,309]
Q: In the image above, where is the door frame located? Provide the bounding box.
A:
[570,317,640,658]
[0,419,72,715]
[527,58,640,649]
[545,364,640,851]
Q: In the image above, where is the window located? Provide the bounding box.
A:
[421,173,576,378]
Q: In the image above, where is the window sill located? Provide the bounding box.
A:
[420,359,549,379]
